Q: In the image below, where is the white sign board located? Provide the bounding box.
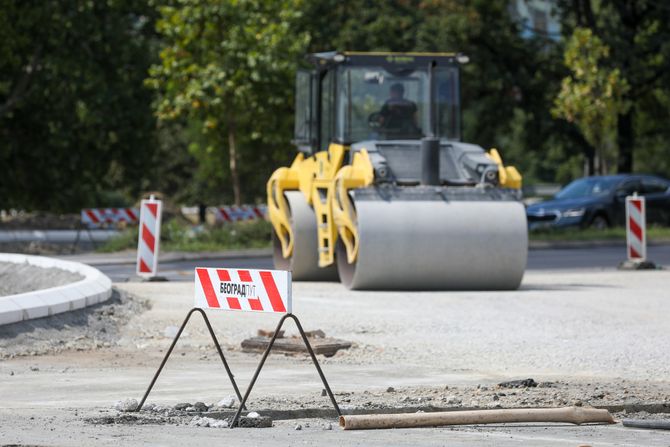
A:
[195,268,291,314]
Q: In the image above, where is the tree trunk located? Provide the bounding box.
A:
[228,119,242,206]
[593,147,603,175]
[568,125,595,176]
[585,145,595,176]
[617,108,634,173]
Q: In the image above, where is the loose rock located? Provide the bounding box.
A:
[191,402,208,412]
[237,416,273,428]
[498,378,538,389]
[114,398,139,412]
[174,402,191,411]
[190,416,229,428]
[216,397,236,408]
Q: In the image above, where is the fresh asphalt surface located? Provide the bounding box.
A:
[98,244,670,282]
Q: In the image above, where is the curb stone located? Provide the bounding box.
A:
[57,248,273,266]
[0,253,112,326]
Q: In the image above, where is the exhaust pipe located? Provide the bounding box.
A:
[421,59,440,186]
[421,137,440,185]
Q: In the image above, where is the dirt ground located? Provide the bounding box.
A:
[0,261,84,297]
[0,269,669,445]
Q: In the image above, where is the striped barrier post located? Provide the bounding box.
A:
[81,208,139,228]
[620,194,656,270]
[626,194,646,261]
[136,196,162,278]
[209,205,267,223]
[135,267,341,426]
[73,207,140,252]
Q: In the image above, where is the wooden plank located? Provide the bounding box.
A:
[241,336,352,357]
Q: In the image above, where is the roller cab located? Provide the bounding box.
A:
[267,52,527,290]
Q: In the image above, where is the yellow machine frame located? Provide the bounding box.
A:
[267,144,520,268]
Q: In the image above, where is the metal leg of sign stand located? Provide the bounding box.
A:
[71,223,96,253]
[87,226,97,250]
[71,224,82,254]
[136,307,245,411]
[230,313,341,428]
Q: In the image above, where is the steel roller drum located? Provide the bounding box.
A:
[273,191,339,281]
[336,199,527,290]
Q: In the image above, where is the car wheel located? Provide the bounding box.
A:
[589,214,609,230]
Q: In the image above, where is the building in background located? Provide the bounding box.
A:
[510,0,561,40]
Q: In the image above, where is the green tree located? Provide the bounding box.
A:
[562,0,670,173]
[552,28,629,174]
[147,0,308,205]
[0,1,157,211]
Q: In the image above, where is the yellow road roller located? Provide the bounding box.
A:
[267,52,527,290]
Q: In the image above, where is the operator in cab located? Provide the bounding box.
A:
[378,83,420,138]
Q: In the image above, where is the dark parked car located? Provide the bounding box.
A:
[526,174,670,230]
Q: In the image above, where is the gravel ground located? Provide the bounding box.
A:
[0,261,83,296]
[1,269,669,445]
[110,270,670,381]
[90,379,670,424]
[0,288,149,358]
[4,406,669,447]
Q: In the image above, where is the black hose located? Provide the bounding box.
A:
[622,419,670,430]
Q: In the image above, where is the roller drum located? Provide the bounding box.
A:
[273,191,339,281]
[337,199,527,290]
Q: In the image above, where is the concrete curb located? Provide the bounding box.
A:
[57,247,274,267]
[0,253,112,326]
[55,240,670,264]
[0,229,119,243]
[529,239,670,250]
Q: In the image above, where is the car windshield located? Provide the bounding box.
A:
[555,177,619,200]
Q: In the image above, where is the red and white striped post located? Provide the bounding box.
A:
[136,196,162,278]
[625,194,646,261]
[209,205,268,223]
[81,208,139,228]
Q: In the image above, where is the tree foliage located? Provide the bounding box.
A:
[561,0,670,173]
[0,0,157,211]
[4,1,670,213]
[552,28,629,174]
[146,0,308,205]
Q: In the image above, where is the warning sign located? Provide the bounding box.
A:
[136,198,162,277]
[626,195,646,261]
[194,268,291,314]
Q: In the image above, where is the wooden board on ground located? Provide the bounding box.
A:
[241,336,352,357]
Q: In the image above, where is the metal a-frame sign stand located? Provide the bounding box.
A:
[135,307,245,411]
[229,312,341,427]
[71,221,97,253]
[134,268,341,428]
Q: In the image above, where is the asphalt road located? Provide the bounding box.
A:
[97,244,670,282]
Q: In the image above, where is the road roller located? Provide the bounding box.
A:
[267,52,527,289]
